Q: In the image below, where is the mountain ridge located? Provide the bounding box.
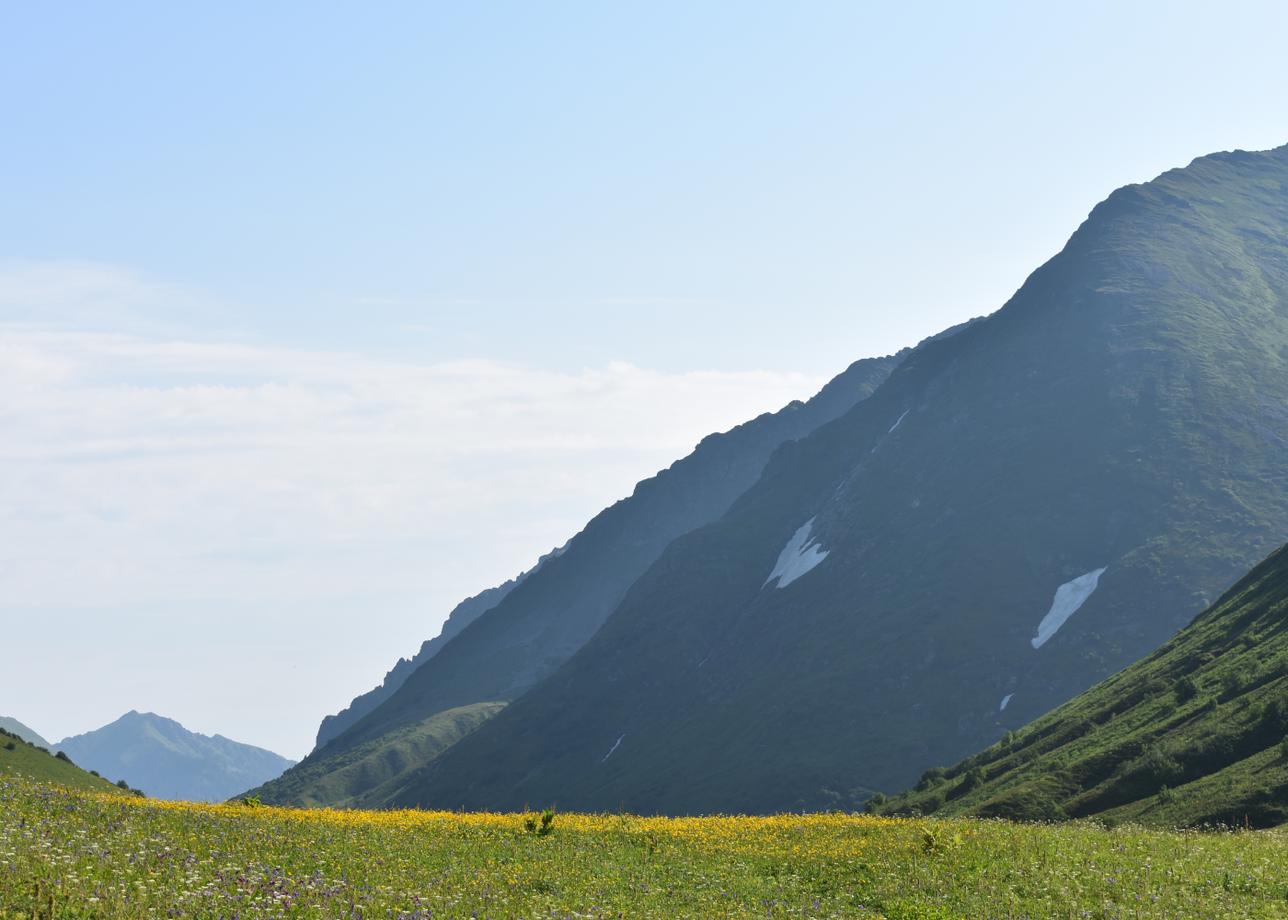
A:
[381,141,1288,814]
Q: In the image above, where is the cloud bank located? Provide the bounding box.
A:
[0,263,826,757]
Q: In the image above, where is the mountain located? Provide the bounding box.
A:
[0,716,49,748]
[0,725,129,795]
[383,143,1288,815]
[255,351,902,806]
[56,712,294,802]
[881,543,1288,828]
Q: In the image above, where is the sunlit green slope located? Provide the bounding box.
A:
[0,727,126,794]
[238,702,503,807]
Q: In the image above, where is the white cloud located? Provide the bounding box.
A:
[1,324,821,610]
[0,264,826,756]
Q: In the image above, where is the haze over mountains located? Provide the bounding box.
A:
[56,711,294,803]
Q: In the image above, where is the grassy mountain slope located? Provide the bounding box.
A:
[58,711,294,803]
[0,727,125,794]
[239,702,502,807]
[0,716,49,748]
[256,352,899,805]
[883,543,1288,827]
[390,144,1288,815]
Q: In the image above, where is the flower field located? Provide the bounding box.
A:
[2,775,1287,919]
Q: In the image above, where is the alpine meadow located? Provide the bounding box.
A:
[6,4,1288,919]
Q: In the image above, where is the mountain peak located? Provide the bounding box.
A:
[374,142,1288,814]
[57,713,294,802]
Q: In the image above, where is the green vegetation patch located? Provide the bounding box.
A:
[0,728,128,795]
[246,701,505,807]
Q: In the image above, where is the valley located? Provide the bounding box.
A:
[7,8,1288,915]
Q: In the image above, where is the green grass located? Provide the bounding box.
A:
[883,544,1288,828]
[4,774,1288,918]
[0,728,126,795]
[246,701,504,807]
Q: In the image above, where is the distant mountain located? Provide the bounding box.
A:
[0,716,49,748]
[56,712,294,802]
[386,143,1288,814]
[312,546,563,751]
[883,543,1288,828]
[256,351,903,806]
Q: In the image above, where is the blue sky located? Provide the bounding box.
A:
[4,1,1288,758]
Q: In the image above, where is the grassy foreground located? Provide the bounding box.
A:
[2,776,1288,919]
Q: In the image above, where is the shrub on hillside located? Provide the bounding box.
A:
[1219,673,1242,700]
[1135,744,1185,787]
[915,767,946,791]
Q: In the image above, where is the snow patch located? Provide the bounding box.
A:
[999,693,1013,712]
[888,410,909,434]
[764,517,829,589]
[601,734,624,763]
[1031,567,1108,649]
